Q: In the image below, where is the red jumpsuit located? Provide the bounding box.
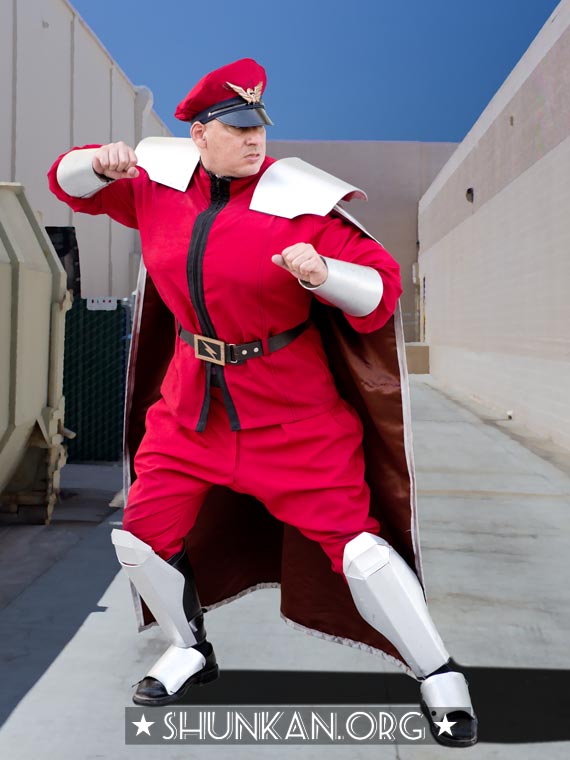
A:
[48,150,403,572]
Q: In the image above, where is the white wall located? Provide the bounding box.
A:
[0,0,14,184]
[418,0,570,449]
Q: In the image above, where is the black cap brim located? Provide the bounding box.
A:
[217,105,273,127]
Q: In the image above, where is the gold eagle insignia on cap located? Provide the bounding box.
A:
[226,81,263,104]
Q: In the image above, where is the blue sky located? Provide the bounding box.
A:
[70,0,560,141]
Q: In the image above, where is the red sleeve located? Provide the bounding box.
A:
[47,144,140,230]
[310,213,403,333]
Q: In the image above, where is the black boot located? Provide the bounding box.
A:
[133,640,219,706]
[420,663,478,748]
[133,548,219,706]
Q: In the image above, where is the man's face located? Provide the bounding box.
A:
[193,120,266,178]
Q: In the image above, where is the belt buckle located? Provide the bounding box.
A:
[193,334,226,366]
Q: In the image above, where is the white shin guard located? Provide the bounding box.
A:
[343,533,449,678]
[112,529,199,648]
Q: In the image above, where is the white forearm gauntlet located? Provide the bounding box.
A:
[56,148,114,198]
[300,256,383,317]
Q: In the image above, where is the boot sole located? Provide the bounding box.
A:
[420,699,478,748]
[132,664,220,707]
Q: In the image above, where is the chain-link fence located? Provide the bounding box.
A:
[46,225,132,464]
[62,296,131,463]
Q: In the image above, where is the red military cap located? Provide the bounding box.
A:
[175,58,273,127]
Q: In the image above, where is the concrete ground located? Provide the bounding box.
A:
[0,375,568,759]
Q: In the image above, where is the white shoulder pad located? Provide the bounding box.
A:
[135,136,200,191]
[250,157,367,219]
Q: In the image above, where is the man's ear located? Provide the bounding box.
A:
[191,122,207,147]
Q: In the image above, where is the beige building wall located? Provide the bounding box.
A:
[418,0,570,448]
[269,140,456,341]
[0,0,170,297]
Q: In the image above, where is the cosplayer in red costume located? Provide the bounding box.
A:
[48,59,477,747]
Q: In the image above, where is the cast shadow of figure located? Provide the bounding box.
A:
[177,664,568,744]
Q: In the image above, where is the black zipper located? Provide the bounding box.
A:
[186,174,240,431]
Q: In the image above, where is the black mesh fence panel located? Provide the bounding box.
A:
[63,297,131,462]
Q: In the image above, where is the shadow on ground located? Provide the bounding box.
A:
[173,665,568,744]
[0,519,119,728]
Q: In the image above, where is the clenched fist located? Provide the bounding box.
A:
[271,243,328,287]
[92,141,139,180]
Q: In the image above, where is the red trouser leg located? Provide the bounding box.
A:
[123,393,236,559]
[124,391,379,571]
[231,398,379,575]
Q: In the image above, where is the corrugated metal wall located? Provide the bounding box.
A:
[0,0,170,297]
[0,0,172,463]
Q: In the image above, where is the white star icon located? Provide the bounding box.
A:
[132,714,154,736]
[433,714,456,737]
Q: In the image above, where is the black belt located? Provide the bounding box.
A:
[178,319,311,366]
